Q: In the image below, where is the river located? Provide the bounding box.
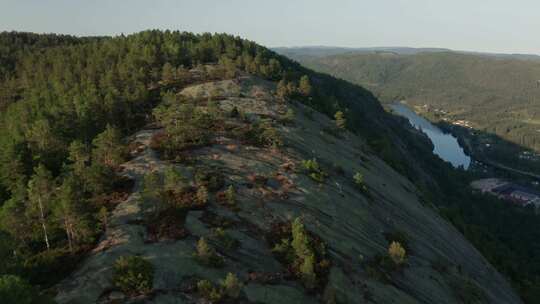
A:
[390,103,471,169]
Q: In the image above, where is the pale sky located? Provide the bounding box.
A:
[1,0,540,55]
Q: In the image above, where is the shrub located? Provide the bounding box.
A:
[163,166,189,193]
[299,253,317,289]
[221,272,243,298]
[197,273,243,303]
[225,185,236,206]
[269,218,330,290]
[259,122,283,148]
[353,172,368,193]
[281,108,295,124]
[212,227,240,250]
[238,121,283,148]
[388,241,407,265]
[195,237,224,268]
[195,167,225,191]
[230,106,239,118]
[197,279,224,303]
[383,230,409,251]
[21,247,80,286]
[334,111,346,129]
[195,185,209,206]
[113,255,154,295]
[153,102,216,153]
[0,275,45,304]
[301,158,327,183]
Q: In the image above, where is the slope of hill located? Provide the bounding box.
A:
[0,31,536,303]
[56,75,520,304]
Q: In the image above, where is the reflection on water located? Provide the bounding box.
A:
[390,103,471,169]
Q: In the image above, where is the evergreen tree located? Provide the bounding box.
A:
[299,75,312,96]
[334,111,346,129]
[0,275,42,304]
[68,140,90,178]
[221,272,243,298]
[92,124,125,168]
[388,241,406,265]
[142,171,163,214]
[54,176,91,252]
[26,164,54,251]
[161,62,175,83]
[276,79,288,100]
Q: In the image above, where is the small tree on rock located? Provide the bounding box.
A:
[334,111,346,129]
[221,272,243,298]
[388,241,407,265]
[299,75,312,96]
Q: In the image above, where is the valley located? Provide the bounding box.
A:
[390,102,540,209]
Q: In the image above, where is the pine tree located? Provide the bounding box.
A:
[196,237,213,260]
[68,140,90,177]
[221,272,242,298]
[388,241,406,265]
[300,253,317,288]
[92,124,125,168]
[26,165,54,251]
[334,111,346,129]
[225,185,236,206]
[291,218,311,259]
[299,75,312,96]
[54,176,90,252]
[196,186,209,206]
[163,166,187,193]
[142,171,163,214]
[161,62,175,83]
[276,79,288,100]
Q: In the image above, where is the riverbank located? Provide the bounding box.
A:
[389,102,540,208]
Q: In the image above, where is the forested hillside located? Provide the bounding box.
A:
[0,31,538,303]
[290,51,540,152]
[0,30,416,302]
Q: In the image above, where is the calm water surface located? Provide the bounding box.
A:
[390,103,471,169]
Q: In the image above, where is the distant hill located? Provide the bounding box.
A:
[274,46,540,62]
[273,46,452,60]
[280,50,540,152]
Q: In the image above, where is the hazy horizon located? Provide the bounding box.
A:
[2,0,540,55]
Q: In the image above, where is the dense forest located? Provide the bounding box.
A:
[0,31,539,303]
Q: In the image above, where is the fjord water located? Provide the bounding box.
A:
[390,103,471,169]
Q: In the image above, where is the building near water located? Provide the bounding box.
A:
[471,178,540,207]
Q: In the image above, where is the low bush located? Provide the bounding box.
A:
[365,241,408,283]
[197,279,224,303]
[383,230,409,252]
[233,120,283,148]
[197,272,243,302]
[195,185,209,206]
[195,166,225,191]
[212,228,240,250]
[194,237,224,268]
[22,248,81,286]
[353,172,368,193]
[221,272,243,299]
[280,108,296,124]
[112,255,154,295]
[225,185,236,206]
[301,158,327,183]
[268,218,330,290]
[388,241,407,265]
[0,275,52,304]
